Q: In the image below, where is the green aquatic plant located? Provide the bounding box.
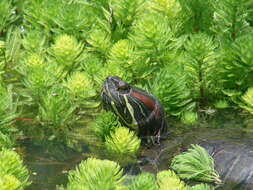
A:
[212,0,251,42]
[86,28,112,59]
[105,127,141,164]
[151,64,195,116]
[128,173,158,190]
[129,12,174,68]
[4,27,22,72]
[181,111,198,125]
[183,33,219,103]
[22,30,47,54]
[239,87,253,115]
[186,184,214,190]
[171,144,221,184]
[109,0,145,38]
[0,149,31,189]
[21,53,63,99]
[0,0,19,33]
[214,100,229,109]
[92,111,121,142]
[50,2,95,38]
[147,0,182,18]
[64,71,96,100]
[157,170,186,190]
[0,84,18,127]
[219,34,253,99]
[50,34,84,70]
[37,87,79,144]
[58,157,125,190]
[0,84,18,148]
[0,174,22,190]
[108,39,137,80]
[179,0,214,33]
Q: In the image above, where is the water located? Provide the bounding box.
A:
[19,108,253,189]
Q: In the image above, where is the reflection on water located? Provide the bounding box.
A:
[19,109,253,189]
[20,140,88,190]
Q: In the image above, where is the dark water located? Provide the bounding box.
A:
[19,109,253,190]
[20,140,88,190]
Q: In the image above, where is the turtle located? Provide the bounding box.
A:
[101,76,253,190]
[101,76,168,143]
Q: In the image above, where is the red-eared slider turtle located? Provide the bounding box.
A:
[101,76,168,143]
[101,76,253,190]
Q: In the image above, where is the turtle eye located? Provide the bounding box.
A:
[117,81,130,92]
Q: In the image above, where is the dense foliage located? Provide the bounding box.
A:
[0,0,252,188]
[0,0,252,148]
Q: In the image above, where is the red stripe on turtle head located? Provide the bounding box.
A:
[131,91,156,111]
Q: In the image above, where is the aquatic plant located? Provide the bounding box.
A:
[151,64,195,117]
[108,39,137,81]
[186,184,214,190]
[147,0,182,18]
[0,0,19,34]
[92,111,121,142]
[181,111,198,125]
[214,100,229,109]
[128,173,158,190]
[171,144,221,184]
[38,87,78,139]
[105,127,141,164]
[58,157,126,190]
[0,84,18,148]
[239,87,253,115]
[50,34,84,70]
[0,149,31,189]
[212,0,251,42]
[0,0,253,163]
[64,71,96,101]
[157,170,186,190]
[0,174,22,190]
[219,34,253,97]
[183,33,219,103]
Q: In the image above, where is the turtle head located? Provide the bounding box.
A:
[101,76,131,109]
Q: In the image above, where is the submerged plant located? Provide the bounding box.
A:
[214,100,229,109]
[157,170,186,190]
[0,149,31,189]
[92,111,121,142]
[58,157,125,190]
[186,184,214,190]
[181,111,198,125]
[171,144,221,184]
[37,87,79,143]
[128,173,158,190]
[239,87,253,114]
[0,84,18,147]
[105,127,141,164]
